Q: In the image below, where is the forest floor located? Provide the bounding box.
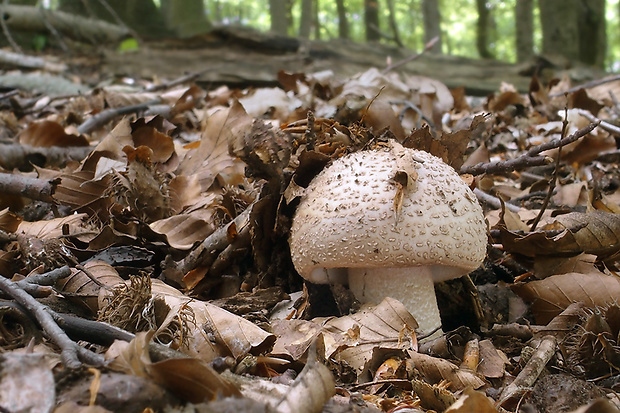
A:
[0,31,620,413]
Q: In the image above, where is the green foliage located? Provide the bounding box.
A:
[117,37,139,53]
[32,34,47,52]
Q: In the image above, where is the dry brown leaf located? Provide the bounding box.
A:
[445,387,499,413]
[102,89,159,108]
[407,351,486,391]
[512,272,620,324]
[53,170,111,218]
[0,353,55,413]
[106,331,240,403]
[270,319,322,361]
[149,214,216,250]
[177,100,250,190]
[17,213,89,239]
[320,297,417,375]
[56,260,124,314]
[272,350,335,413]
[150,280,275,361]
[106,331,152,377]
[477,339,507,379]
[130,124,175,165]
[410,379,457,412]
[19,120,89,147]
[0,207,22,232]
[500,210,620,258]
[364,99,405,140]
[149,357,241,403]
[167,174,202,214]
[80,118,133,172]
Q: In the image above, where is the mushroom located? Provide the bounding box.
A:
[289,140,487,338]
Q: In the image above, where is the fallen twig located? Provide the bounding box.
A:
[0,143,92,170]
[145,69,212,92]
[460,121,599,176]
[530,106,569,231]
[77,98,162,134]
[164,202,255,282]
[498,334,557,407]
[0,274,104,368]
[0,172,59,203]
[575,108,620,136]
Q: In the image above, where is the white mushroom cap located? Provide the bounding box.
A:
[289,140,487,336]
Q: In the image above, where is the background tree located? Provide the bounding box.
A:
[160,0,210,38]
[386,0,403,47]
[269,0,289,35]
[365,0,380,42]
[515,0,534,62]
[422,0,442,53]
[539,0,580,62]
[476,0,494,59]
[578,0,606,67]
[58,0,170,38]
[335,0,350,39]
[299,0,313,38]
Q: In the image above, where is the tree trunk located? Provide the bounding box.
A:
[160,0,211,38]
[539,0,579,62]
[386,0,403,47]
[515,0,534,62]
[577,0,606,67]
[336,0,350,39]
[365,0,380,42]
[476,0,493,58]
[269,0,289,35]
[299,0,313,38]
[422,0,442,53]
[58,0,169,38]
[313,0,321,40]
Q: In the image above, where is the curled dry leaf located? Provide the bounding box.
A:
[19,120,89,147]
[17,213,89,240]
[56,260,124,314]
[319,297,418,375]
[273,350,335,413]
[149,214,216,250]
[0,207,22,232]
[512,272,620,325]
[445,387,499,413]
[177,100,250,190]
[107,331,240,403]
[477,339,508,379]
[150,280,275,362]
[407,351,486,391]
[500,210,620,258]
[410,379,457,412]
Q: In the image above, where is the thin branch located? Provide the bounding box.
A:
[549,74,620,98]
[165,202,255,281]
[575,108,620,136]
[460,121,599,176]
[0,2,22,53]
[0,275,104,367]
[145,69,212,92]
[77,98,161,134]
[530,105,569,231]
[382,36,439,74]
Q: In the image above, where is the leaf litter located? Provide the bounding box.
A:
[0,61,620,413]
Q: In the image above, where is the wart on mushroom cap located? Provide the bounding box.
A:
[289,140,487,338]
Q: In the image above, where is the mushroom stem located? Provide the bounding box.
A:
[348,267,442,339]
